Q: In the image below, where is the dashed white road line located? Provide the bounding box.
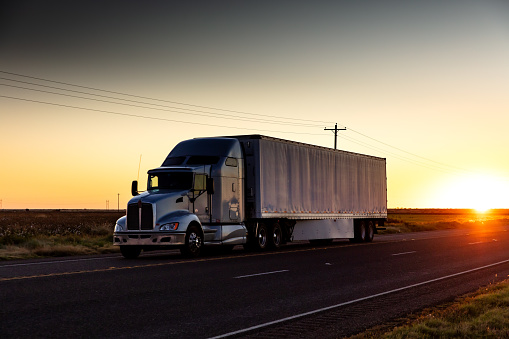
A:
[391,251,417,256]
[210,258,509,338]
[234,269,289,279]
[469,240,497,245]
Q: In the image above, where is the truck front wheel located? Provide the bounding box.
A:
[120,245,141,259]
[181,225,203,257]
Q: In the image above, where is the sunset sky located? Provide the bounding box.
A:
[1,0,509,210]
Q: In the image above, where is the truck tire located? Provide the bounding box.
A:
[365,221,375,242]
[120,245,141,259]
[269,223,282,249]
[255,223,268,250]
[352,220,367,242]
[180,225,203,257]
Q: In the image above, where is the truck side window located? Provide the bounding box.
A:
[225,157,238,167]
[194,174,207,191]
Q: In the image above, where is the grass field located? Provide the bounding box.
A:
[0,210,124,260]
[351,279,509,338]
[1,209,508,260]
[381,209,509,234]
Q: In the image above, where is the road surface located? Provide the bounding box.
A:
[1,224,509,338]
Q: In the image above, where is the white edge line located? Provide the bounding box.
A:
[391,251,417,256]
[234,269,289,279]
[210,258,509,339]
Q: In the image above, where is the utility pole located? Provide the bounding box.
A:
[106,200,109,210]
[117,194,120,212]
[324,123,346,149]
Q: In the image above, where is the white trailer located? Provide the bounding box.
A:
[236,135,387,248]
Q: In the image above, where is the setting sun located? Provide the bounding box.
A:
[436,173,509,211]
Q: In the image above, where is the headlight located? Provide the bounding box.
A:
[114,224,124,232]
[160,222,179,231]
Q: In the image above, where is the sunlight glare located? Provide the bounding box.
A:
[435,173,509,210]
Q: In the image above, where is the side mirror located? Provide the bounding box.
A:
[206,177,215,195]
[131,180,139,196]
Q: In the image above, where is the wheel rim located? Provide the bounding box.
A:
[368,222,374,239]
[189,232,202,252]
[360,222,366,240]
[258,228,267,247]
[273,227,282,246]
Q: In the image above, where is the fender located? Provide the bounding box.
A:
[158,210,203,232]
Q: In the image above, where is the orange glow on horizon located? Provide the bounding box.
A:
[435,174,509,211]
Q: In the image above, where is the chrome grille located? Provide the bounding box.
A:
[126,203,154,230]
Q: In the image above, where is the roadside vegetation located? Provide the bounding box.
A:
[1,209,508,260]
[351,279,509,338]
[0,210,124,260]
[380,209,509,234]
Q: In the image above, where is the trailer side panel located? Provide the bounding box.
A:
[237,135,387,220]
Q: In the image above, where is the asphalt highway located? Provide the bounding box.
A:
[1,224,509,338]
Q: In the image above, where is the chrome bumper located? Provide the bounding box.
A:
[113,231,186,246]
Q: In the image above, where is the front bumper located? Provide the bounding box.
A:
[113,231,186,246]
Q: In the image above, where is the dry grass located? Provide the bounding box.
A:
[350,280,509,338]
[1,209,508,260]
[0,210,124,260]
[381,209,509,234]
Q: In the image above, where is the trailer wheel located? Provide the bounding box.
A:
[255,223,268,250]
[269,223,282,249]
[365,221,375,242]
[120,246,141,259]
[180,225,203,257]
[353,220,367,242]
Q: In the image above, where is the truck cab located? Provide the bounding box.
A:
[113,138,247,258]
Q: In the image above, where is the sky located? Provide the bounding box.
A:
[1,0,509,210]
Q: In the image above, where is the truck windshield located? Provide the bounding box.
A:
[148,172,193,191]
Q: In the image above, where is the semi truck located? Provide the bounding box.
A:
[113,135,387,258]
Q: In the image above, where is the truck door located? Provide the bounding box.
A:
[190,173,211,223]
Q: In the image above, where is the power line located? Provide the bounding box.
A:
[342,125,477,175]
[0,93,478,175]
[0,95,325,136]
[0,82,324,128]
[1,92,477,176]
[338,133,468,175]
[0,70,334,125]
[1,70,496,178]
